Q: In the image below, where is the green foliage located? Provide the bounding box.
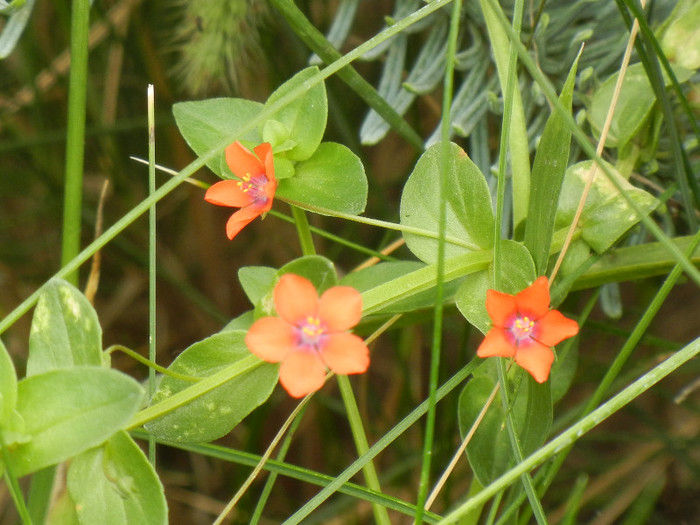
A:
[9,368,143,477]
[277,142,368,215]
[458,371,552,485]
[27,279,104,376]
[0,338,17,425]
[67,431,167,525]
[400,142,494,264]
[555,160,659,254]
[145,331,278,444]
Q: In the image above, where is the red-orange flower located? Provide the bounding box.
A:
[204,141,277,240]
[245,274,370,398]
[476,276,579,383]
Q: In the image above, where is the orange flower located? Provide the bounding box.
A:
[477,276,579,383]
[246,274,370,398]
[204,141,277,240]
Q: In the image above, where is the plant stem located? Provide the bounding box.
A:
[61,0,91,285]
[338,375,391,525]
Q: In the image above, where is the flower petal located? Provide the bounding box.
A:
[225,141,265,179]
[205,180,253,208]
[514,341,555,383]
[476,327,516,358]
[225,206,260,240]
[254,143,275,179]
[485,289,517,327]
[534,309,579,347]
[320,332,369,375]
[274,274,319,325]
[318,286,362,332]
[279,351,327,398]
[246,317,296,362]
[515,276,550,319]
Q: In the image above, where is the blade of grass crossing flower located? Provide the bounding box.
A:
[483,0,700,289]
[485,0,549,520]
[0,0,456,336]
[415,2,461,521]
[147,85,157,465]
[337,375,391,525]
[479,0,530,229]
[438,335,700,523]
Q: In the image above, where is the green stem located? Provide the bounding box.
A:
[496,361,548,525]
[147,84,157,465]
[337,375,391,525]
[250,405,308,525]
[106,345,200,382]
[1,433,32,524]
[61,0,91,285]
[290,205,315,256]
[281,197,479,251]
[415,1,462,522]
[128,356,263,429]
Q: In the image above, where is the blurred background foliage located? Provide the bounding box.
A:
[1,0,699,522]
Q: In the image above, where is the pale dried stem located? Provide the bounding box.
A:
[549,0,646,285]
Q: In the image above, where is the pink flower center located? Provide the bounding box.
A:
[237,173,270,206]
[294,315,327,351]
[510,315,535,342]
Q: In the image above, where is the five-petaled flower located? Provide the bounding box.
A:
[476,276,579,383]
[204,141,277,240]
[246,274,370,398]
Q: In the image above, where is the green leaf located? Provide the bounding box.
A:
[277,142,368,216]
[257,256,339,317]
[263,66,327,161]
[173,98,263,176]
[10,368,144,477]
[660,0,700,70]
[458,371,552,486]
[555,160,659,254]
[587,63,693,150]
[456,241,536,334]
[67,431,167,525]
[0,338,17,423]
[340,261,463,314]
[145,331,277,444]
[27,279,103,376]
[238,266,277,305]
[400,142,494,264]
[524,54,578,274]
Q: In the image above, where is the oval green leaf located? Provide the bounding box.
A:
[400,142,494,264]
[145,331,277,444]
[67,431,167,525]
[11,368,144,477]
[277,142,368,216]
[27,279,103,376]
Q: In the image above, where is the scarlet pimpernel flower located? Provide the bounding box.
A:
[245,274,370,398]
[204,141,277,240]
[476,276,579,383]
